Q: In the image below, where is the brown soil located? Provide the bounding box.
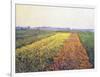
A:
[48,33,92,70]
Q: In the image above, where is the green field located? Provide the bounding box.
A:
[79,32,94,67]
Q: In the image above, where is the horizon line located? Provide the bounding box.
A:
[16,26,94,29]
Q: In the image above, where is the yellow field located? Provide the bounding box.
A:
[16,32,71,53]
[16,32,71,72]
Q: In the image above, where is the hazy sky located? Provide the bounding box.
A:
[16,4,94,29]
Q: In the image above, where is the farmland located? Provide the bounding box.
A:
[16,28,94,73]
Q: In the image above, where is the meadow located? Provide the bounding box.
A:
[16,29,94,73]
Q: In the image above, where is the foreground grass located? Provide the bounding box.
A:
[79,32,94,67]
[16,32,71,73]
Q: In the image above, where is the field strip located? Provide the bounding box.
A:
[16,31,56,48]
[48,33,92,70]
[16,33,71,53]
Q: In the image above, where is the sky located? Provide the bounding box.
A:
[16,4,94,29]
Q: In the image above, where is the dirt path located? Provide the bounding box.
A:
[48,33,92,70]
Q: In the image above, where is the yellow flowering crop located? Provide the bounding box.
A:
[16,32,71,72]
[16,32,71,53]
